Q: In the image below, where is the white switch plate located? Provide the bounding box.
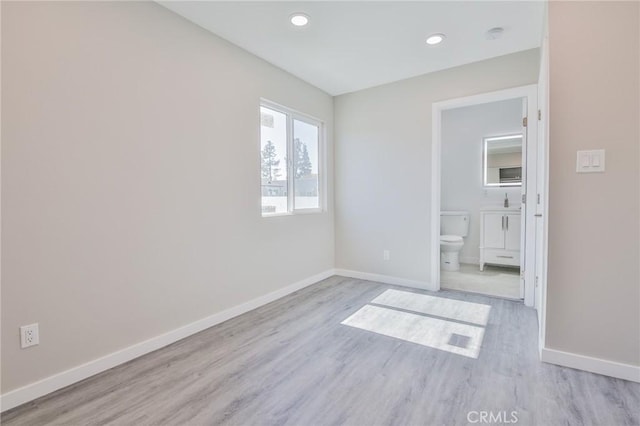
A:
[576,149,605,173]
[383,250,390,261]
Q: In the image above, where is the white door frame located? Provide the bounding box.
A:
[431,84,539,307]
[536,22,550,354]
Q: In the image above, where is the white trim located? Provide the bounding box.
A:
[521,88,538,309]
[459,257,480,265]
[286,108,295,212]
[430,104,442,292]
[0,269,336,413]
[334,269,430,291]
[541,348,640,383]
[536,7,550,357]
[431,84,540,309]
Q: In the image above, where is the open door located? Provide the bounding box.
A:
[522,89,540,308]
[535,27,550,339]
[431,84,539,303]
[519,98,528,300]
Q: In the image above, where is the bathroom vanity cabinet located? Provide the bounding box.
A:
[480,210,520,271]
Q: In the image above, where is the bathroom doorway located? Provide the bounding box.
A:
[431,85,539,306]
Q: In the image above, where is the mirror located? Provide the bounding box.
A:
[483,134,523,187]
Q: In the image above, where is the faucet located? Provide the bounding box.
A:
[504,193,509,208]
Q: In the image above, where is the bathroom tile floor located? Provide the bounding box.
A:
[441,263,521,299]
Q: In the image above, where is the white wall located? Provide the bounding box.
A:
[546,1,639,367]
[441,99,523,264]
[334,49,539,283]
[1,2,334,393]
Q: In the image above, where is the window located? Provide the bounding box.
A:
[260,101,323,216]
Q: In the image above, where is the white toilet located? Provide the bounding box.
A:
[440,211,470,271]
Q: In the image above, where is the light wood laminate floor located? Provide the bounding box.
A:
[3,276,639,425]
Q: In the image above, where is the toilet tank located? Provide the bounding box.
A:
[440,211,470,237]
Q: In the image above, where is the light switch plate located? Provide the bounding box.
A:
[576,149,605,173]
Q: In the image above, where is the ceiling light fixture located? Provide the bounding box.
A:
[486,27,505,40]
[290,13,309,27]
[426,33,446,45]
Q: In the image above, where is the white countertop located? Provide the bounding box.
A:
[480,206,522,212]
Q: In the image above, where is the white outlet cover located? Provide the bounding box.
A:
[20,323,40,348]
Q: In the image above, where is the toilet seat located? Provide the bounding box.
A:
[440,235,463,243]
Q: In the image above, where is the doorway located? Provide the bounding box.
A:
[431,85,539,307]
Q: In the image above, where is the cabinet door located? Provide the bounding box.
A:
[505,214,521,251]
[483,213,505,249]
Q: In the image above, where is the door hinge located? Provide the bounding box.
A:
[537,193,541,204]
[538,109,542,121]
[523,117,528,127]
[522,194,526,204]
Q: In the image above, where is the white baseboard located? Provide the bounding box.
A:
[335,268,433,291]
[0,269,336,413]
[541,347,640,383]
[459,257,479,265]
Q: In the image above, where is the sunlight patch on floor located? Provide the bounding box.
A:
[371,289,491,326]
[341,290,492,359]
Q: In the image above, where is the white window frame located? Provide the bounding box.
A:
[260,99,325,217]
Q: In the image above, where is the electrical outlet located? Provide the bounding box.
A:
[20,323,39,348]
[383,250,390,261]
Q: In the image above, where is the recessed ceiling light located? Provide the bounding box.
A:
[290,13,309,27]
[426,33,446,45]
[487,27,505,40]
